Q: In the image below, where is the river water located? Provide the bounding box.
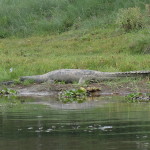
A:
[0,96,150,150]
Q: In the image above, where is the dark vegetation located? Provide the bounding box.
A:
[0,0,150,38]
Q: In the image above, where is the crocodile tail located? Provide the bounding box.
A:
[115,71,150,77]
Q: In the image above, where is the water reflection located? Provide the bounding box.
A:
[0,96,150,150]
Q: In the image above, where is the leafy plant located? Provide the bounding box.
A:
[59,88,87,103]
[0,88,17,96]
[116,7,144,31]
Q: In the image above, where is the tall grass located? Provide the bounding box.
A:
[0,0,149,37]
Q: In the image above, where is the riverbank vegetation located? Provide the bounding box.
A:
[0,0,150,82]
[0,0,150,37]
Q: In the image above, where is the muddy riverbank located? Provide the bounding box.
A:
[7,78,149,97]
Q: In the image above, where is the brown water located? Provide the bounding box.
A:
[0,96,150,150]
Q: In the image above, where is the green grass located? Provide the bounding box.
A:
[0,26,150,82]
[0,0,150,82]
[0,0,150,37]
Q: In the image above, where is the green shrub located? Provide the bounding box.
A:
[116,7,144,31]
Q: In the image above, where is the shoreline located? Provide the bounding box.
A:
[9,78,150,97]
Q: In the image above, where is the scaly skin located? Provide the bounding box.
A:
[20,69,150,84]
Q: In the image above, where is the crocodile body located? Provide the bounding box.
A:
[20,69,150,84]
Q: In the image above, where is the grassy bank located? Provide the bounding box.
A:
[0,0,150,82]
[0,0,150,37]
[0,26,150,82]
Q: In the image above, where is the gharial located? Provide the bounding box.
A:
[20,69,150,84]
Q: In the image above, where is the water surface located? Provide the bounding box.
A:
[0,96,150,150]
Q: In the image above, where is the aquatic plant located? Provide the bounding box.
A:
[0,88,17,96]
[59,88,87,103]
